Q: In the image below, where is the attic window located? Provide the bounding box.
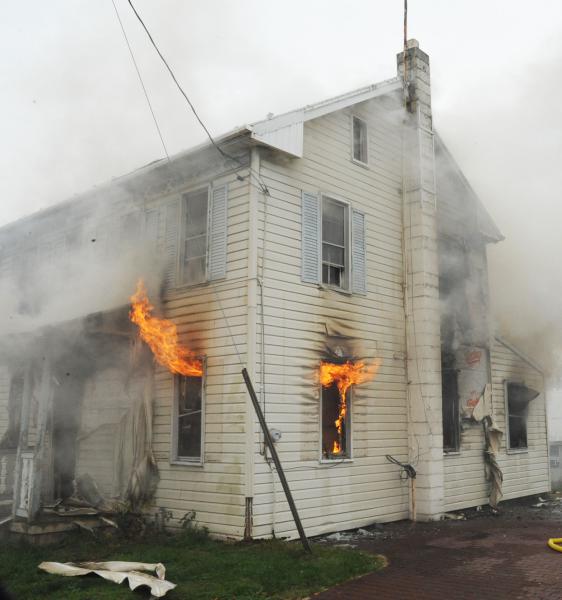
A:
[352,116,368,164]
[506,382,539,450]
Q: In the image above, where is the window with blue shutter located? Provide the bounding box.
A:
[208,185,228,281]
[351,209,366,294]
[301,191,321,284]
[302,191,367,293]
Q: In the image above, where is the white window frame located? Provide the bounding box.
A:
[351,114,369,167]
[320,194,351,292]
[178,185,211,287]
[170,361,206,466]
[319,383,353,463]
[504,379,529,454]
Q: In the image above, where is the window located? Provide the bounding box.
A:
[173,374,204,462]
[181,188,209,285]
[506,382,539,450]
[441,352,460,452]
[322,197,349,289]
[552,445,560,457]
[321,383,351,460]
[0,374,23,449]
[352,116,368,164]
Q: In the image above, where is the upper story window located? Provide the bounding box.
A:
[352,116,368,164]
[322,196,349,289]
[301,191,366,294]
[181,188,209,285]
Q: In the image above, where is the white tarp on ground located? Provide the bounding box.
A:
[38,560,176,597]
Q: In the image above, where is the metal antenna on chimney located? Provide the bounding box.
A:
[403,0,408,83]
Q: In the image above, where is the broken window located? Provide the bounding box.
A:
[0,374,23,449]
[181,188,208,285]
[506,382,539,450]
[174,374,204,462]
[352,116,368,164]
[321,383,351,460]
[441,351,460,452]
[322,197,349,289]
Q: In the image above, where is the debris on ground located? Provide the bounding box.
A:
[442,512,466,521]
[38,560,176,597]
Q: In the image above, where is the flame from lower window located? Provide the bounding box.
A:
[320,359,382,455]
[129,279,203,377]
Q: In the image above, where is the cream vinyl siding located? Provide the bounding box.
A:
[252,95,410,539]
[443,338,549,511]
[149,171,250,538]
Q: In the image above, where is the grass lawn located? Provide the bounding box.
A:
[0,528,384,599]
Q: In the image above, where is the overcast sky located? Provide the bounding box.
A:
[1,0,562,368]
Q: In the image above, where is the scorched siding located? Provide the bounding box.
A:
[443,338,549,511]
[150,170,251,538]
[252,94,410,539]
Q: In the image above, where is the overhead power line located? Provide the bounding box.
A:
[126,0,269,196]
[127,0,232,163]
[111,0,170,160]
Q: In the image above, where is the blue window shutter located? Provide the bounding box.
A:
[351,209,366,294]
[208,184,228,281]
[301,191,321,284]
[164,199,180,289]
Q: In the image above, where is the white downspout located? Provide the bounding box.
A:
[244,147,260,537]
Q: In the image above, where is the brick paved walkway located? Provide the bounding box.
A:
[315,518,562,600]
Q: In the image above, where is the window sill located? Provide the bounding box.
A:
[351,158,370,169]
[443,450,461,456]
[319,458,353,465]
[318,283,353,297]
[170,459,204,467]
[506,448,529,455]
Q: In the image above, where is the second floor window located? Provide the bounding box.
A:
[322,196,349,289]
[181,188,209,285]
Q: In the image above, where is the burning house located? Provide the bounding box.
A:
[0,41,549,542]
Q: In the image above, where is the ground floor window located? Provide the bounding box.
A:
[321,383,351,460]
[506,382,539,450]
[441,351,460,452]
[174,373,204,462]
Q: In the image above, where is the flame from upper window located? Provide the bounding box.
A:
[129,279,203,377]
[319,359,382,455]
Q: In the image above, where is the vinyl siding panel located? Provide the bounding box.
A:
[443,338,549,511]
[252,94,410,539]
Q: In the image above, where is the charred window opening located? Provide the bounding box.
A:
[0,374,23,449]
[174,374,203,462]
[322,197,349,289]
[441,352,460,452]
[506,382,539,450]
[181,188,208,285]
[352,116,368,164]
[321,383,351,460]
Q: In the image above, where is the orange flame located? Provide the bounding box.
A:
[319,359,381,455]
[129,279,203,377]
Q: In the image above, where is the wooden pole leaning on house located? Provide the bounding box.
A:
[241,368,312,554]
